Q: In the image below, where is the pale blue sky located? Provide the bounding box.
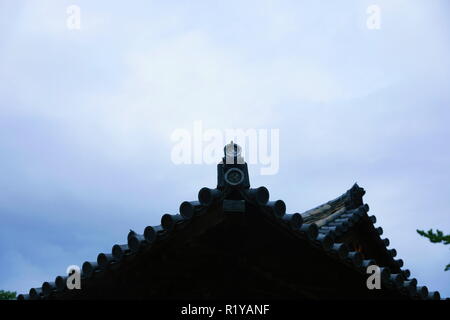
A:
[0,0,449,297]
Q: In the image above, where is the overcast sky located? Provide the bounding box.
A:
[0,0,449,297]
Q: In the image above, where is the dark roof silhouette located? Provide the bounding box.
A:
[18,143,441,300]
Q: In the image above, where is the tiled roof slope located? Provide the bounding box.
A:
[299,183,440,299]
[18,145,442,300]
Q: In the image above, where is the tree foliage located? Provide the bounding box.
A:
[0,290,17,300]
[417,229,450,271]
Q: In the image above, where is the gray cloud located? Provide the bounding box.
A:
[0,0,449,296]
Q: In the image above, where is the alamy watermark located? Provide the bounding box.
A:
[171,121,280,175]
[63,5,380,32]
[366,4,381,30]
[366,265,381,289]
[67,5,81,30]
[66,265,81,290]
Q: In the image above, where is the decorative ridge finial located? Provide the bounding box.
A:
[223,141,243,164]
[217,142,250,189]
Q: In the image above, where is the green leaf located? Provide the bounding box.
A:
[0,290,17,300]
[418,228,449,271]
[417,229,450,244]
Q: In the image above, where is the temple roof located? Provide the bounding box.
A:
[18,143,441,300]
